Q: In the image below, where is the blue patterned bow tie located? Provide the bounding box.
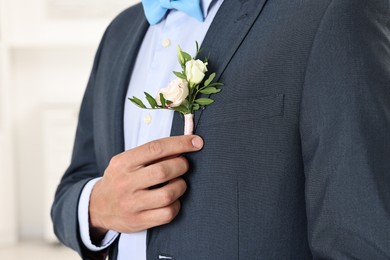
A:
[142,0,204,25]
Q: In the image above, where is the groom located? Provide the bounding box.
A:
[52,0,390,259]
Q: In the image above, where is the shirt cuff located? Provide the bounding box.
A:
[78,177,119,251]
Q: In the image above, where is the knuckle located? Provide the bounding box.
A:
[109,155,122,170]
[178,178,187,192]
[179,157,190,172]
[148,141,164,156]
[160,206,177,224]
[159,189,175,205]
[151,164,168,181]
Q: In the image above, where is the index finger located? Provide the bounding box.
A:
[123,135,204,169]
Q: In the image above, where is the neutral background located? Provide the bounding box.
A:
[0,0,138,257]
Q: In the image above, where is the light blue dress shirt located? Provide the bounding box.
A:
[78,0,223,259]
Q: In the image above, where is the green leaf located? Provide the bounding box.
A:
[173,105,190,114]
[182,51,192,63]
[204,73,216,87]
[128,97,146,109]
[192,104,200,111]
[159,93,166,107]
[195,98,214,106]
[200,87,221,94]
[166,100,173,105]
[195,41,199,58]
[177,45,185,66]
[173,71,186,79]
[144,92,157,108]
[207,82,224,88]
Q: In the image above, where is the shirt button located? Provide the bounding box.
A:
[162,38,171,48]
[143,114,152,125]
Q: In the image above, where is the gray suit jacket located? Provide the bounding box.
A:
[51,0,390,259]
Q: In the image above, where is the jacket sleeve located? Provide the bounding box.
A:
[300,0,390,258]
[51,26,113,259]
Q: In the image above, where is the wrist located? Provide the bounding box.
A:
[89,180,109,244]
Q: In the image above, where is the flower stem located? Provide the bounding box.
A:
[184,113,194,135]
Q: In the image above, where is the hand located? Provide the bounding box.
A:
[89,135,204,241]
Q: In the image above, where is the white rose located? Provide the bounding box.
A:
[156,78,189,107]
[185,59,208,85]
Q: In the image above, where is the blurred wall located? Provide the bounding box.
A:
[0,0,139,244]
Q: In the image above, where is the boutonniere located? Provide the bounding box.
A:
[129,42,223,135]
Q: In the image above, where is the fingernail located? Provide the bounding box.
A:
[191,136,203,149]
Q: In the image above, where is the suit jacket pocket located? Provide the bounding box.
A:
[198,93,284,127]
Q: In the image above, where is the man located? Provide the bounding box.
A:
[52,0,390,259]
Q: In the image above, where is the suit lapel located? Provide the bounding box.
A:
[171,0,269,136]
